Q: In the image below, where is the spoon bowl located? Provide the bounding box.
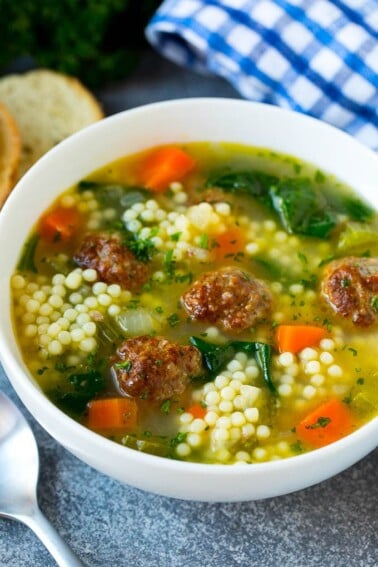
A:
[0,392,85,566]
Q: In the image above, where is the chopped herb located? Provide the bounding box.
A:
[126,299,140,310]
[305,416,331,429]
[318,255,336,268]
[163,250,176,278]
[175,272,193,284]
[170,432,187,448]
[177,407,185,415]
[293,163,302,174]
[54,360,74,373]
[343,393,353,405]
[199,233,209,249]
[290,440,303,453]
[341,277,351,288]
[160,400,171,415]
[155,306,164,314]
[171,232,182,242]
[297,252,308,265]
[347,347,358,357]
[114,360,132,371]
[322,318,333,332]
[356,377,365,385]
[167,313,180,327]
[371,296,378,313]
[143,430,152,437]
[127,233,156,263]
[37,366,48,376]
[314,170,326,183]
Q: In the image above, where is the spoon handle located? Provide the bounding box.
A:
[20,506,86,567]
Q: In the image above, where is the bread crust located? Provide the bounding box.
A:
[0,69,104,185]
[0,102,21,207]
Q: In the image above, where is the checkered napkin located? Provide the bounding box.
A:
[146,0,378,149]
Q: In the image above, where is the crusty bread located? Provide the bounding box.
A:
[0,102,21,207]
[0,69,104,181]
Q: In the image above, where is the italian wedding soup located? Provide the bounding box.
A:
[11,143,378,464]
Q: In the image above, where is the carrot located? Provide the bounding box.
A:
[296,399,354,448]
[138,146,196,193]
[276,325,328,354]
[39,206,81,242]
[187,403,207,419]
[214,227,246,259]
[87,397,137,431]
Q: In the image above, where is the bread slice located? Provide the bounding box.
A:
[0,102,21,207]
[0,69,104,180]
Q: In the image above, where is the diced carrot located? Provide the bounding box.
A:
[296,399,354,448]
[39,206,81,243]
[138,146,196,193]
[214,227,246,259]
[276,325,328,354]
[187,404,207,420]
[87,397,137,431]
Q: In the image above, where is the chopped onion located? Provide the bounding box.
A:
[116,309,157,336]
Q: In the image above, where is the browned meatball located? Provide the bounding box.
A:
[181,267,272,332]
[112,336,204,401]
[321,257,378,326]
[74,232,148,291]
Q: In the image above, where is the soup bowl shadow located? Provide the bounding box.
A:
[0,99,377,502]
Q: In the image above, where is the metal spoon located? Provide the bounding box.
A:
[0,392,85,566]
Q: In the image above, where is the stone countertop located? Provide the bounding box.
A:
[1,50,377,567]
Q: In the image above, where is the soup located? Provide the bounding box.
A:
[11,143,378,464]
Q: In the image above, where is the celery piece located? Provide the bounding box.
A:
[338,222,378,252]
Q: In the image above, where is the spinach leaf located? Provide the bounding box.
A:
[17,233,39,273]
[49,368,105,414]
[206,170,277,206]
[325,192,374,222]
[269,178,336,238]
[78,181,147,211]
[190,336,276,393]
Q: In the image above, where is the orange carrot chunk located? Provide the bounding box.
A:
[187,404,207,420]
[214,227,246,259]
[39,206,81,243]
[87,397,137,431]
[139,146,196,193]
[296,399,354,448]
[276,325,328,354]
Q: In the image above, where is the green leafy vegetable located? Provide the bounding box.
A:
[337,221,378,252]
[122,434,171,457]
[206,169,277,207]
[189,336,276,393]
[49,369,105,414]
[17,233,39,273]
[269,178,336,238]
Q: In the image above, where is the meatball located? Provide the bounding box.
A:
[74,232,148,291]
[112,336,204,401]
[181,267,272,332]
[321,257,378,326]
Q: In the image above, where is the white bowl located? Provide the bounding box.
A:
[0,99,377,502]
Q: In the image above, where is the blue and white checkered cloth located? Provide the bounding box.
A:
[146,0,378,149]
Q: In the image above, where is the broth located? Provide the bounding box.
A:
[11,143,378,464]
